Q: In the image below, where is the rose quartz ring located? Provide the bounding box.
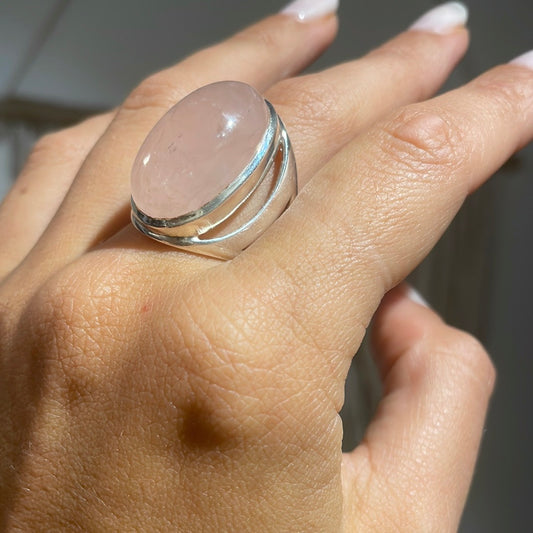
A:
[130,81,297,259]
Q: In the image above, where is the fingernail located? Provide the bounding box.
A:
[280,0,339,22]
[510,50,533,71]
[410,2,469,35]
[406,286,431,308]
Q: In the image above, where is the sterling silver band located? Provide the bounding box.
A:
[131,100,297,260]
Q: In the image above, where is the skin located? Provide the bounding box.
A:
[0,8,530,532]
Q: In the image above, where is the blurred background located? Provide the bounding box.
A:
[0,0,532,530]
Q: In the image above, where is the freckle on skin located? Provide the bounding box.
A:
[19,186,28,195]
[141,303,152,314]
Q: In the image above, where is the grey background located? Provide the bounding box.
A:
[0,1,532,531]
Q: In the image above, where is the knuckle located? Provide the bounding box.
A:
[25,253,140,395]
[474,65,533,116]
[445,330,496,393]
[27,130,81,168]
[31,132,64,156]
[232,13,318,59]
[28,270,95,361]
[121,71,185,113]
[20,114,111,174]
[28,271,79,339]
[380,106,466,176]
[24,273,91,400]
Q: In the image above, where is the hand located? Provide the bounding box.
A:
[1,2,530,530]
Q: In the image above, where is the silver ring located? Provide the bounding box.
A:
[130,81,297,260]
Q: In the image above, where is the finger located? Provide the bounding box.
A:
[342,285,495,531]
[105,16,469,260]
[0,113,113,279]
[267,19,468,180]
[16,10,338,284]
[233,55,533,387]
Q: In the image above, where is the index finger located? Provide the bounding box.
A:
[230,53,533,382]
[344,285,495,531]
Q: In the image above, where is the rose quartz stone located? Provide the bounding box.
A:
[131,81,269,219]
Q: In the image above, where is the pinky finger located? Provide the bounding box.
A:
[0,112,112,280]
[342,284,496,532]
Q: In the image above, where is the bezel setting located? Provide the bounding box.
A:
[131,100,297,259]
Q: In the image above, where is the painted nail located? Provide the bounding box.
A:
[406,285,431,308]
[280,0,339,22]
[410,2,469,35]
[510,50,533,71]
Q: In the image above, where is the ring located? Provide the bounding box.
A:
[130,80,297,260]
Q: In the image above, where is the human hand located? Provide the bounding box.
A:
[1,1,531,530]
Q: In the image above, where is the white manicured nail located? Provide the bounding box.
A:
[406,286,431,308]
[410,2,469,35]
[281,0,339,22]
[510,50,533,71]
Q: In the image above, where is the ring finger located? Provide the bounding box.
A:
[10,8,338,289]
[22,3,469,283]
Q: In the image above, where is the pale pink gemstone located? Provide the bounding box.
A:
[131,81,269,219]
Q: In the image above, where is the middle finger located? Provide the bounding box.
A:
[268,19,468,182]
[233,54,533,392]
